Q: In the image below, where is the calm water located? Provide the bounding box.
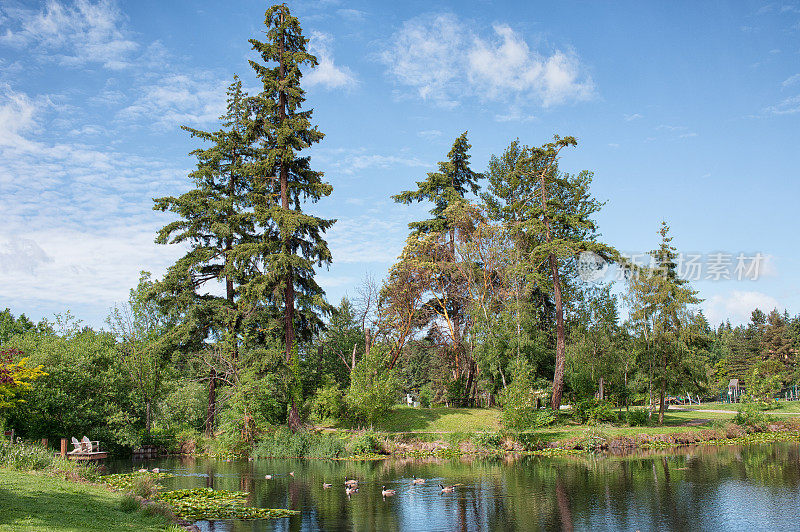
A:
[108,443,800,531]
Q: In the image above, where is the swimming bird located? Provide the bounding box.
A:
[323,482,332,489]
[345,486,358,496]
[411,477,425,485]
[344,478,359,487]
[381,486,396,496]
[440,484,455,493]
[265,474,273,480]
[289,471,295,477]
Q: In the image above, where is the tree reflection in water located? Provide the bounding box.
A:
[110,443,800,531]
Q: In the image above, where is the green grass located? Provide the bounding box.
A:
[676,401,800,415]
[0,469,175,532]
[370,406,502,433]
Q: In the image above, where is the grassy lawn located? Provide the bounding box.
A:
[374,406,502,432]
[676,401,800,415]
[0,469,174,532]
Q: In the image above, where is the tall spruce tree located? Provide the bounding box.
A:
[246,4,334,430]
[153,76,256,435]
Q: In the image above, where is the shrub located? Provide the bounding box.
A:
[516,432,544,451]
[577,426,609,451]
[141,501,175,519]
[132,476,158,499]
[310,377,345,421]
[349,431,381,455]
[472,431,503,449]
[499,360,550,430]
[119,493,140,513]
[418,384,433,408]
[572,399,618,425]
[345,346,399,426]
[734,403,773,432]
[625,407,650,427]
[254,427,347,459]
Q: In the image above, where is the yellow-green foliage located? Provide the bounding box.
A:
[0,350,46,410]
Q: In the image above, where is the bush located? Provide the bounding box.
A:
[625,407,650,427]
[345,346,399,427]
[472,431,503,449]
[141,501,175,519]
[734,403,773,432]
[253,427,347,459]
[572,399,618,425]
[516,432,544,451]
[132,476,157,499]
[577,426,609,451]
[499,360,550,431]
[418,384,433,408]
[349,431,381,455]
[310,377,345,421]
[119,493,140,513]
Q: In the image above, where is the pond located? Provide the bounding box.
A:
[108,443,800,531]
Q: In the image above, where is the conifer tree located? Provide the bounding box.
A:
[483,136,614,410]
[628,222,701,423]
[391,132,481,403]
[246,4,334,429]
[153,77,256,434]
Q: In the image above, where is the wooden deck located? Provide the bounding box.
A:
[67,451,108,461]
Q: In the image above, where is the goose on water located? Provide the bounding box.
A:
[381,486,396,496]
[440,484,455,493]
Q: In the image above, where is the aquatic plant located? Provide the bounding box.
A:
[155,488,298,520]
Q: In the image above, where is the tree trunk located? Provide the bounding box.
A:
[598,377,604,401]
[145,400,152,437]
[550,252,567,410]
[205,368,217,436]
[658,349,667,424]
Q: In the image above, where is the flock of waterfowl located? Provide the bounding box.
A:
[265,473,457,498]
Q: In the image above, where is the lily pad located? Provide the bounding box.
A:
[156,488,298,520]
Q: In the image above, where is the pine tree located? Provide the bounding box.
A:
[391,132,481,404]
[153,76,257,435]
[246,4,334,430]
[483,136,614,410]
[393,131,481,237]
[628,222,701,424]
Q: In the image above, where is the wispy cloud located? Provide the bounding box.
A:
[782,73,800,87]
[116,72,229,130]
[305,31,358,90]
[765,94,800,114]
[0,0,138,70]
[624,113,643,121]
[704,290,780,325]
[379,13,594,108]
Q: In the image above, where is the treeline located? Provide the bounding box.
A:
[1,4,797,453]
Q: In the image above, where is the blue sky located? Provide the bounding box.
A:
[0,0,798,329]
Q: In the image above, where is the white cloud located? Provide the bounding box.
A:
[304,31,358,90]
[704,290,780,326]
[0,84,38,150]
[0,0,138,70]
[765,94,800,114]
[624,113,643,121]
[417,129,442,138]
[380,13,594,108]
[783,74,800,87]
[337,8,366,21]
[117,73,229,129]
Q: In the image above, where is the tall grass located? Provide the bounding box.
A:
[0,438,97,480]
[254,427,348,459]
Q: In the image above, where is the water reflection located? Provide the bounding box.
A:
[108,443,800,531]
